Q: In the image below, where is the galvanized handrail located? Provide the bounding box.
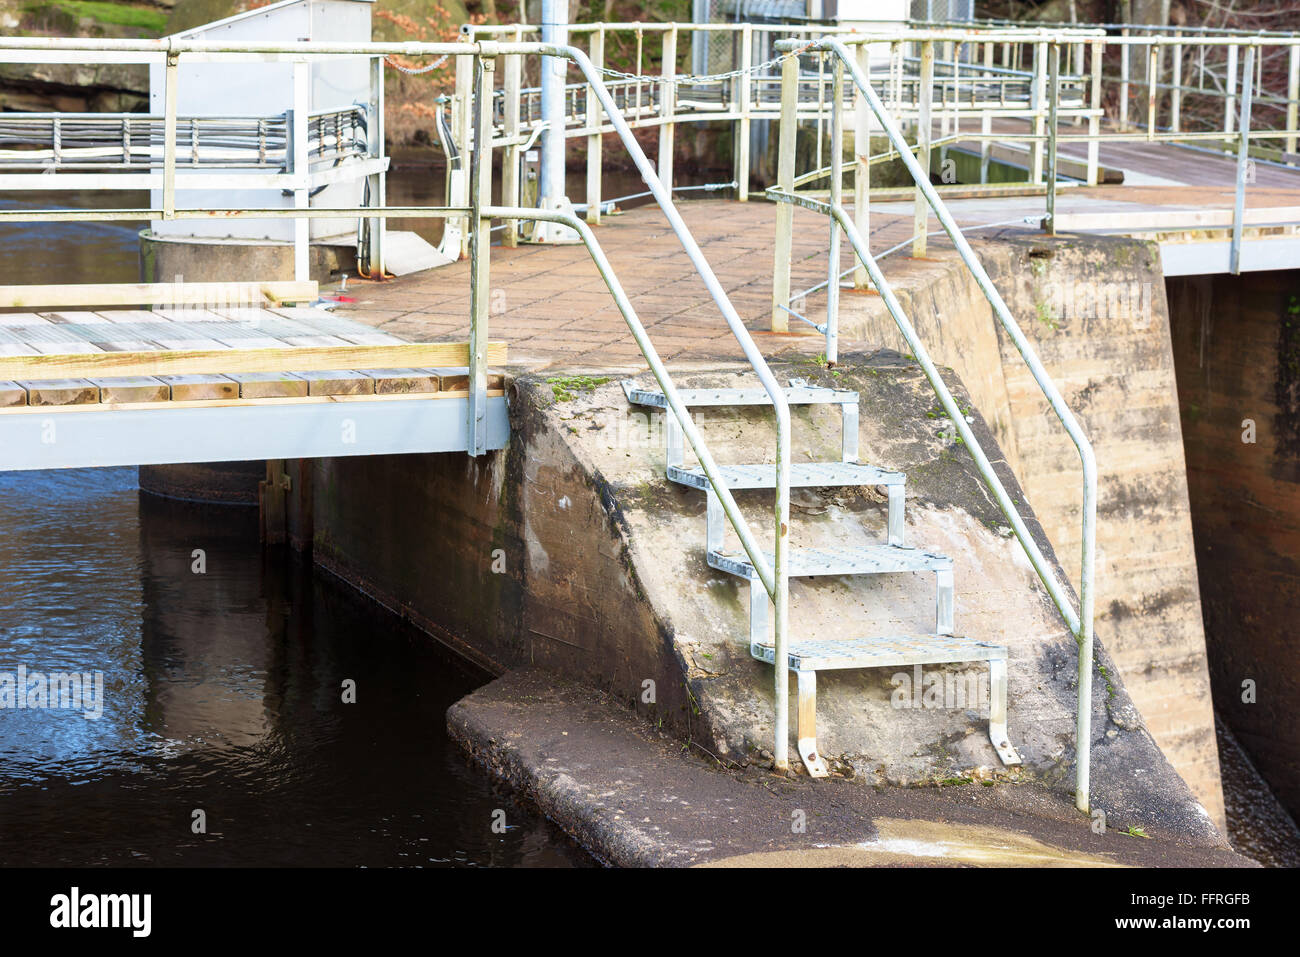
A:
[776,35,1098,812]
[514,42,795,772]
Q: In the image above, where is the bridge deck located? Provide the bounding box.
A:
[0,307,509,469]
[335,182,1300,370]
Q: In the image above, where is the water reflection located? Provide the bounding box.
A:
[0,468,590,867]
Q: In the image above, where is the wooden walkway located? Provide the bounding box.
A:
[334,177,1300,371]
[0,308,503,408]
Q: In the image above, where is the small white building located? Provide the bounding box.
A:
[148,0,379,245]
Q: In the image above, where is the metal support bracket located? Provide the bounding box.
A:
[988,657,1022,766]
[796,670,830,778]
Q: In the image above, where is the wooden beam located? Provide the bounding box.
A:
[0,342,508,382]
[0,281,319,310]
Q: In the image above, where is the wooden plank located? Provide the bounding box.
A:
[20,379,99,406]
[426,366,507,392]
[228,372,309,399]
[158,375,239,401]
[361,368,442,395]
[0,381,25,407]
[0,342,506,381]
[47,311,161,353]
[91,376,171,404]
[0,313,101,354]
[297,370,376,397]
[0,281,318,310]
[0,389,509,416]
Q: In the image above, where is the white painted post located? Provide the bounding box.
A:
[1146,42,1157,139]
[1171,35,1182,136]
[468,51,495,456]
[539,0,569,215]
[292,59,309,283]
[1120,32,1130,130]
[1031,41,1046,184]
[853,41,870,290]
[826,56,843,365]
[1225,44,1238,140]
[737,23,752,201]
[914,40,933,257]
[585,26,604,226]
[771,53,797,332]
[658,25,677,196]
[163,52,177,222]
[454,48,473,259]
[1088,39,1102,186]
[502,28,523,245]
[1231,46,1254,276]
[1287,45,1299,159]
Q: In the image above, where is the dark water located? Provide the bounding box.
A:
[0,468,591,866]
[0,176,593,866]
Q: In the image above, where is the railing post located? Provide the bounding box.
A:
[826,56,843,365]
[1145,41,1157,140]
[1171,33,1182,136]
[502,29,523,245]
[853,41,870,290]
[736,23,752,201]
[365,53,385,278]
[1119,31,1130,131]
[585,26,604,226]
[468,49,496,456]
[292,59,310,283]
[771,52,797,332]
[913,39,933,257]
[658,25,677,195]
[454,47,473,259]
[1287,44,1299,160]
[162,51,178,222]
[1030,40,1046,184]
[1087,39,1102,185]
[1231,45,1255,276]
[1225,43,1238,142]
[1046,43,1059,235]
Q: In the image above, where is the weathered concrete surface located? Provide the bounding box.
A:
[313,352,1220,844]
[449,668,1246,867]
[1167,270,1300,822]
[832,233,1225,831]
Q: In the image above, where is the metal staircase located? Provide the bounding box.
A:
[624,378,1023,778]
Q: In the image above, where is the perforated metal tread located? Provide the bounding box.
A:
[669,461,904,491]
[623,381,857,408]
[708,543,951,579]
[751,634,1006,672]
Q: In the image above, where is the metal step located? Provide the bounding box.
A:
[750,633,1005,671]
[623,380,857,408]
[670,461,904,491]
[709,543,951,580]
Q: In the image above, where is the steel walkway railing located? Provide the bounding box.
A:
[771,35,1098,812]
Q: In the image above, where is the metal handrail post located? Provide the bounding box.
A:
[771,53,798,333]
[826,55,844,364]
[468,46,496,456]
[788,36,1098,813]
[914,40,934,257]
[1045,42,1059,235]
[1231,45,1255,276]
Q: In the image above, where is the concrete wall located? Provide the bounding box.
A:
[834,233,1226,831]
[1167,269,1300,821]
[303,359,1219,841]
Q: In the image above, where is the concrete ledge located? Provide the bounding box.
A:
[448,668,1249,868]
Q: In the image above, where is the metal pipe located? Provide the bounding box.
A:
[539,0,568,214]
[1232,46,1255,276]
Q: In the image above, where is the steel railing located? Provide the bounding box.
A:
[772,35,1098,812]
